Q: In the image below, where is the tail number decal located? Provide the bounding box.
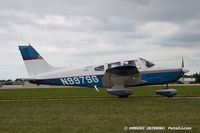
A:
[60,75,99,85]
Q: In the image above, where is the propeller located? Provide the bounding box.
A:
[181,56,189,83]
[182,56,184,68]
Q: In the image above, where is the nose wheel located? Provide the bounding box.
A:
[166,84,169,89]
[155,84,177,97]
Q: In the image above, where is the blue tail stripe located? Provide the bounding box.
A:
[19,45,40,60]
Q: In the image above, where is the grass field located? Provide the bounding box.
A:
[0,85,199,133]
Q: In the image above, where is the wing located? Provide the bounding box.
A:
[103,65,145,87]
[103,65,146,98]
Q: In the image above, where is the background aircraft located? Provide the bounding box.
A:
[19,45,189,98]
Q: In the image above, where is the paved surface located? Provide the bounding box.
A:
[0,96,199,102]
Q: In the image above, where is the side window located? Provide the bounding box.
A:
[123,60,136,66]
[128,61,135,66]
[108,62,121,68]
[135,60,141,69]
[95,65,104,71]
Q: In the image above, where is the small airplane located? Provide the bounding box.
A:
[19,45,189,98]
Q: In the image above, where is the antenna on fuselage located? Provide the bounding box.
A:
[87,57,94,66]
[68,61,73,67]
[65,59,73,67]
[182,56,185,83]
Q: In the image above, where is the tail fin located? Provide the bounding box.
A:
[19,45,57,76]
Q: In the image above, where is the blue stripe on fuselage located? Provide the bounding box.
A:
[31,70,182,87]
[32,75,104,88]
[141,70,182,85]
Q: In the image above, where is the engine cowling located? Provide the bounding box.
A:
[156,89,177,97]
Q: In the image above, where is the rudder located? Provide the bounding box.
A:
[19,45,57,76]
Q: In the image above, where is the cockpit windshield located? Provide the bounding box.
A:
[139,58,155,68]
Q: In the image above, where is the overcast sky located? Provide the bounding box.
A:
[0,0,200,79]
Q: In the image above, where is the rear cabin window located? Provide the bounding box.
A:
[135,60,142,69]
[95,65,104,71]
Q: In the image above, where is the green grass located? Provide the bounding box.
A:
[0,85,199,100]
[0,85,199,133]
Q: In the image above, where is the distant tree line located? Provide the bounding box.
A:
[0,79,24,87]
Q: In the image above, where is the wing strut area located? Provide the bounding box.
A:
[103,65,145,98]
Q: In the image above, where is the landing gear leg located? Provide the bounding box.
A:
[166,84,169,89]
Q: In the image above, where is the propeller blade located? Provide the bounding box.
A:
[180,56,189,83]
[182,56,184,68]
